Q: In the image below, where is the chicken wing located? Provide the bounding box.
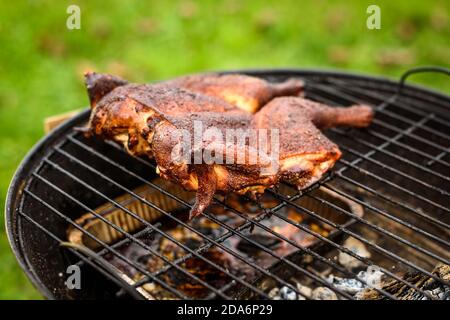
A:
[161,73,304,113]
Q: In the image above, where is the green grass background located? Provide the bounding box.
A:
[0,0,449,299]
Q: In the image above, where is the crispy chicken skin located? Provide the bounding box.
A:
[252,97,373,190]
[85,72,243,157]
[151,112,277,218]
[84,72,373,219]
[85,72,129,108]
[161,73,305,113]
[153,99,373,219]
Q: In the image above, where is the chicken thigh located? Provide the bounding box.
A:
[161,73,304,113]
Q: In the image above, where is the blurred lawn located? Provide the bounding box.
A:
[0,0,449,299]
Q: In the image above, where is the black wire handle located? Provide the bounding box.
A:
[379,66,450,109]
[396,66,450,96]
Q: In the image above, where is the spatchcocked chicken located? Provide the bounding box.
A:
[84,72,373,219]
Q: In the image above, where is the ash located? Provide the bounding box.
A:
[327,265,385,295]
[421,286,450,300]
[268,264,450,300]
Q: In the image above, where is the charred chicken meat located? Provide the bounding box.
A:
[161,73,305,113]
[84,72,373,219]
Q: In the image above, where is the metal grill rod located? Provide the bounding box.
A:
[133,212,268,290]
[338,157,449,213]
[329,124,450,230]
[38,159,273,300]
[307,86,450,166]
[204,277,247,300]
[340,143,449,196]
[261,188,436,300]
[69,135,274,292]
[10,70,450,301]
[308,101,450,186]
[376,110,450,142]
[16,211,148,300]
[269,186,448,292]
[68,135,401,299]
[29,172,230,299]
[74,226,160,270]
[21,187,191,299]
[334,169,449,230]
[396,66,450,102]
[52,146,354,300]
[67,135,366,298]
[309,81,450,142]
[370,118,449,154]
[198,204,354,300]
[331,128,450,190]
[211,196,398,300]
[363,128,449,169]
[87,136,442,299]
[319,185,450,285]
[59,74,446,298]
[75,135,430,300]
[46,148,322,300]
[336,160,449,234]
[306,89,450,171]
[86,133,445,299]
[302,85,448,270]
[427,151,449,166]
[312,184,450,260]
[320,76,450,126]
[325,77,450,127]
[307,93,450,212]
[308,92,450,180]
[90,120,446,298]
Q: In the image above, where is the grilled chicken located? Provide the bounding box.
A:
[85,72,303,155]
[152,98,373,218]
[84,72,373,219]
[252,97,373,190]
[161,73,304,113]
[151,112,278,218]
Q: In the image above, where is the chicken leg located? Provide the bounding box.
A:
[161,73,305,113]
[252,97,373,189]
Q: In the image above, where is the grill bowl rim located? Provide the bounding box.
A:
[6,68,450,300]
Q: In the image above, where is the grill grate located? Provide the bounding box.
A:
[9,70,450,300]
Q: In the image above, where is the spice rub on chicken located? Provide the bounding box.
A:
[84,72,373,219]
[161,73,305,113]
[252,97,373,190]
